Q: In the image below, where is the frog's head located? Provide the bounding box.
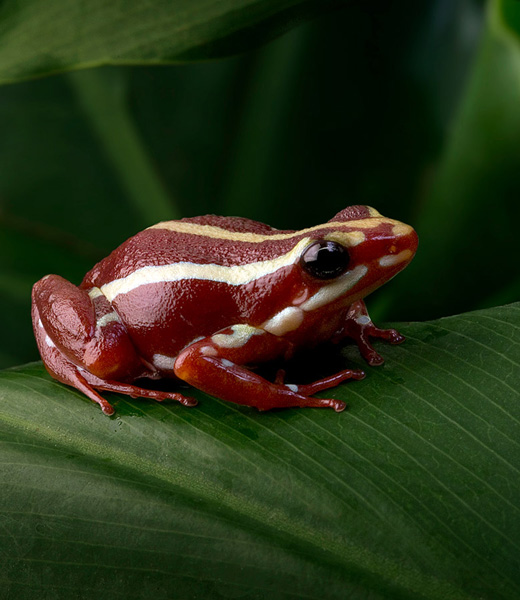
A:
[285,205,418,315]
[257,205,417,340]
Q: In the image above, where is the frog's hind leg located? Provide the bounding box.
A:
[33,341,196,415]
[33,297,116,415]
[54,361,119,416]
[33,274,143,377]
[32,275,196,413]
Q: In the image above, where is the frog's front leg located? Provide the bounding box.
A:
[337,299,405,366]
[32,275,196,414]
[174,324,363,412]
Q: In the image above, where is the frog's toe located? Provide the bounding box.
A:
[331,399,347,412]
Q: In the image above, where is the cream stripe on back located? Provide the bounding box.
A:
[146,212,412,245]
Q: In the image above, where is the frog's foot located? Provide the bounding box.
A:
[79,372,198,413]
[273,369,367,413]
[64,371,197,415]
[296,368,365,395]
[275,367,365,408]
[339,299,405,366]
[56,362,118,416]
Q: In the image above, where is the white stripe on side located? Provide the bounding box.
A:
[263,307,304,336]
[100,238,311,302]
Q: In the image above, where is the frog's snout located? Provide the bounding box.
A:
[379,225,418,270]
[400,225,419,259]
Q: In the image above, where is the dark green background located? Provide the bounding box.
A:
[0,0,518,368]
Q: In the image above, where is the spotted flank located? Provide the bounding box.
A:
[96,311,121,328]
[153,353,176,371]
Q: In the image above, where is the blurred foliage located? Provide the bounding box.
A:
[0,0,518,370]
[0,0,341,82]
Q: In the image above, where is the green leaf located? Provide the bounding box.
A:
[1,303,519,599]
[0,0,337,84]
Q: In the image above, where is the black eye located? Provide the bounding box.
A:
[300,241,350,280]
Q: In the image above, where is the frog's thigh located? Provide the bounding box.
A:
[174,324,345,411]
[32,274,141,380]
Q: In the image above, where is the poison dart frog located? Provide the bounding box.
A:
[32,205,418,415]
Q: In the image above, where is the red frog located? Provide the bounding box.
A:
[32,205,418,415]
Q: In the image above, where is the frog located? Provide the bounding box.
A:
[31,205,418,415]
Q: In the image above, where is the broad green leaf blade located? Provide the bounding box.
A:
[0,303,519,599]
[0,0,337,84]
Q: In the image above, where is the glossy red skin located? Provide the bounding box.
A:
[32,205,418,415]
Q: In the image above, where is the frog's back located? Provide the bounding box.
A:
[81,215,300,288]
[80,215,307,361]
[81,208,382,288]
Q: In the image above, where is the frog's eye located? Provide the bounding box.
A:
[300,241,350,280]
